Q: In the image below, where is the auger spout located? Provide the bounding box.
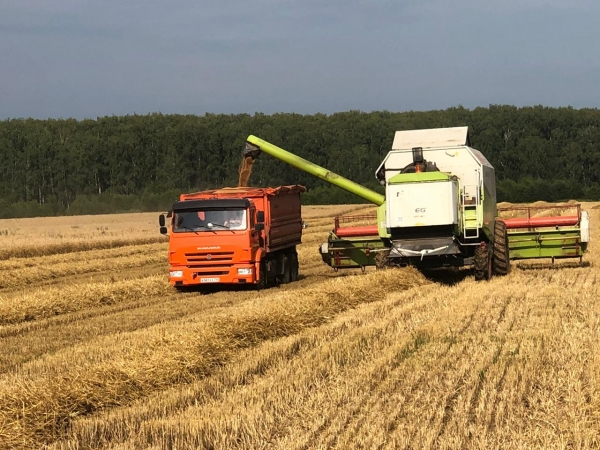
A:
[244,135,385,206]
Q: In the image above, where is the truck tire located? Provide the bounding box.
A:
[281,255,292,284]
[289,251,299,282]
[257,259,269,290]
[493,220,510,276]
[474,244,492,281]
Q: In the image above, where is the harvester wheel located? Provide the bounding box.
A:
[474,244,491,281]
[493,220,510,276]
[375,249,391,270]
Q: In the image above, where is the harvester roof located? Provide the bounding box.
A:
[392,126,470,150]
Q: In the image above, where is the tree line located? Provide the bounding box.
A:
[1,105,600,218]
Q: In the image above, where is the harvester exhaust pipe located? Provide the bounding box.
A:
[244,135,385,206]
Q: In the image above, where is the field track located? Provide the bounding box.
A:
[0,203,599,449]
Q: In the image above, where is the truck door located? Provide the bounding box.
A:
[249,206,260,248]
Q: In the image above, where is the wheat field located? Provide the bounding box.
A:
[0,203,598,449]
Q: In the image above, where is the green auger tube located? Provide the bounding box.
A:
[244,135,385,206]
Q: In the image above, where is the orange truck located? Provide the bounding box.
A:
[159,185,305,289]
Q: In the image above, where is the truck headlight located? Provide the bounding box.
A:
[170,270,183,278]
[237,268,252,275]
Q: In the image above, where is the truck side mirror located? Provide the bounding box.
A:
[159,214,166,227]
[255,223,265,231]
[257,210,265,223]
[159,226,168,235]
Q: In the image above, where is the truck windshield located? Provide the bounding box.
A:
[173,209,248,232]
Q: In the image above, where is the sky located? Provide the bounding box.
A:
[1,0,599,119]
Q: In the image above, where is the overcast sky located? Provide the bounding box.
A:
[1,0,598,119]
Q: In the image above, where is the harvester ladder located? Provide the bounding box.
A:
[462,184,480,239]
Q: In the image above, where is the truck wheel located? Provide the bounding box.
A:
[289,252,299,282]
[474,244,492,281]
[282,255,292,284]
[257,259,269,290]
[493,220,510,276]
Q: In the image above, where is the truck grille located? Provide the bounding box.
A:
[185,251,234,265]
[192,270,230,276]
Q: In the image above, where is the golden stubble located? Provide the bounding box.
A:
[0,202,597,449]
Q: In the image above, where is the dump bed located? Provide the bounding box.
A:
[179,185,305,253]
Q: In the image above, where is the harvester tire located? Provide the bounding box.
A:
[493,220,510,276]
[474,244,492,281]
[375,249,391,270]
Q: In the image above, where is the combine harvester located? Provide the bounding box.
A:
[244,127,590,280]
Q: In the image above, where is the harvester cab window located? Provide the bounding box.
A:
[400,160,440,174]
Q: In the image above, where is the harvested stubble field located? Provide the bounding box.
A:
[0,203,599,449]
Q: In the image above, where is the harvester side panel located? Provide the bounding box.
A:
[481,164,497,240]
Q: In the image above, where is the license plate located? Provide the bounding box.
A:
[200,277,220,283]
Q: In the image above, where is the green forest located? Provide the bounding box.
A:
[1,105,600,218]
